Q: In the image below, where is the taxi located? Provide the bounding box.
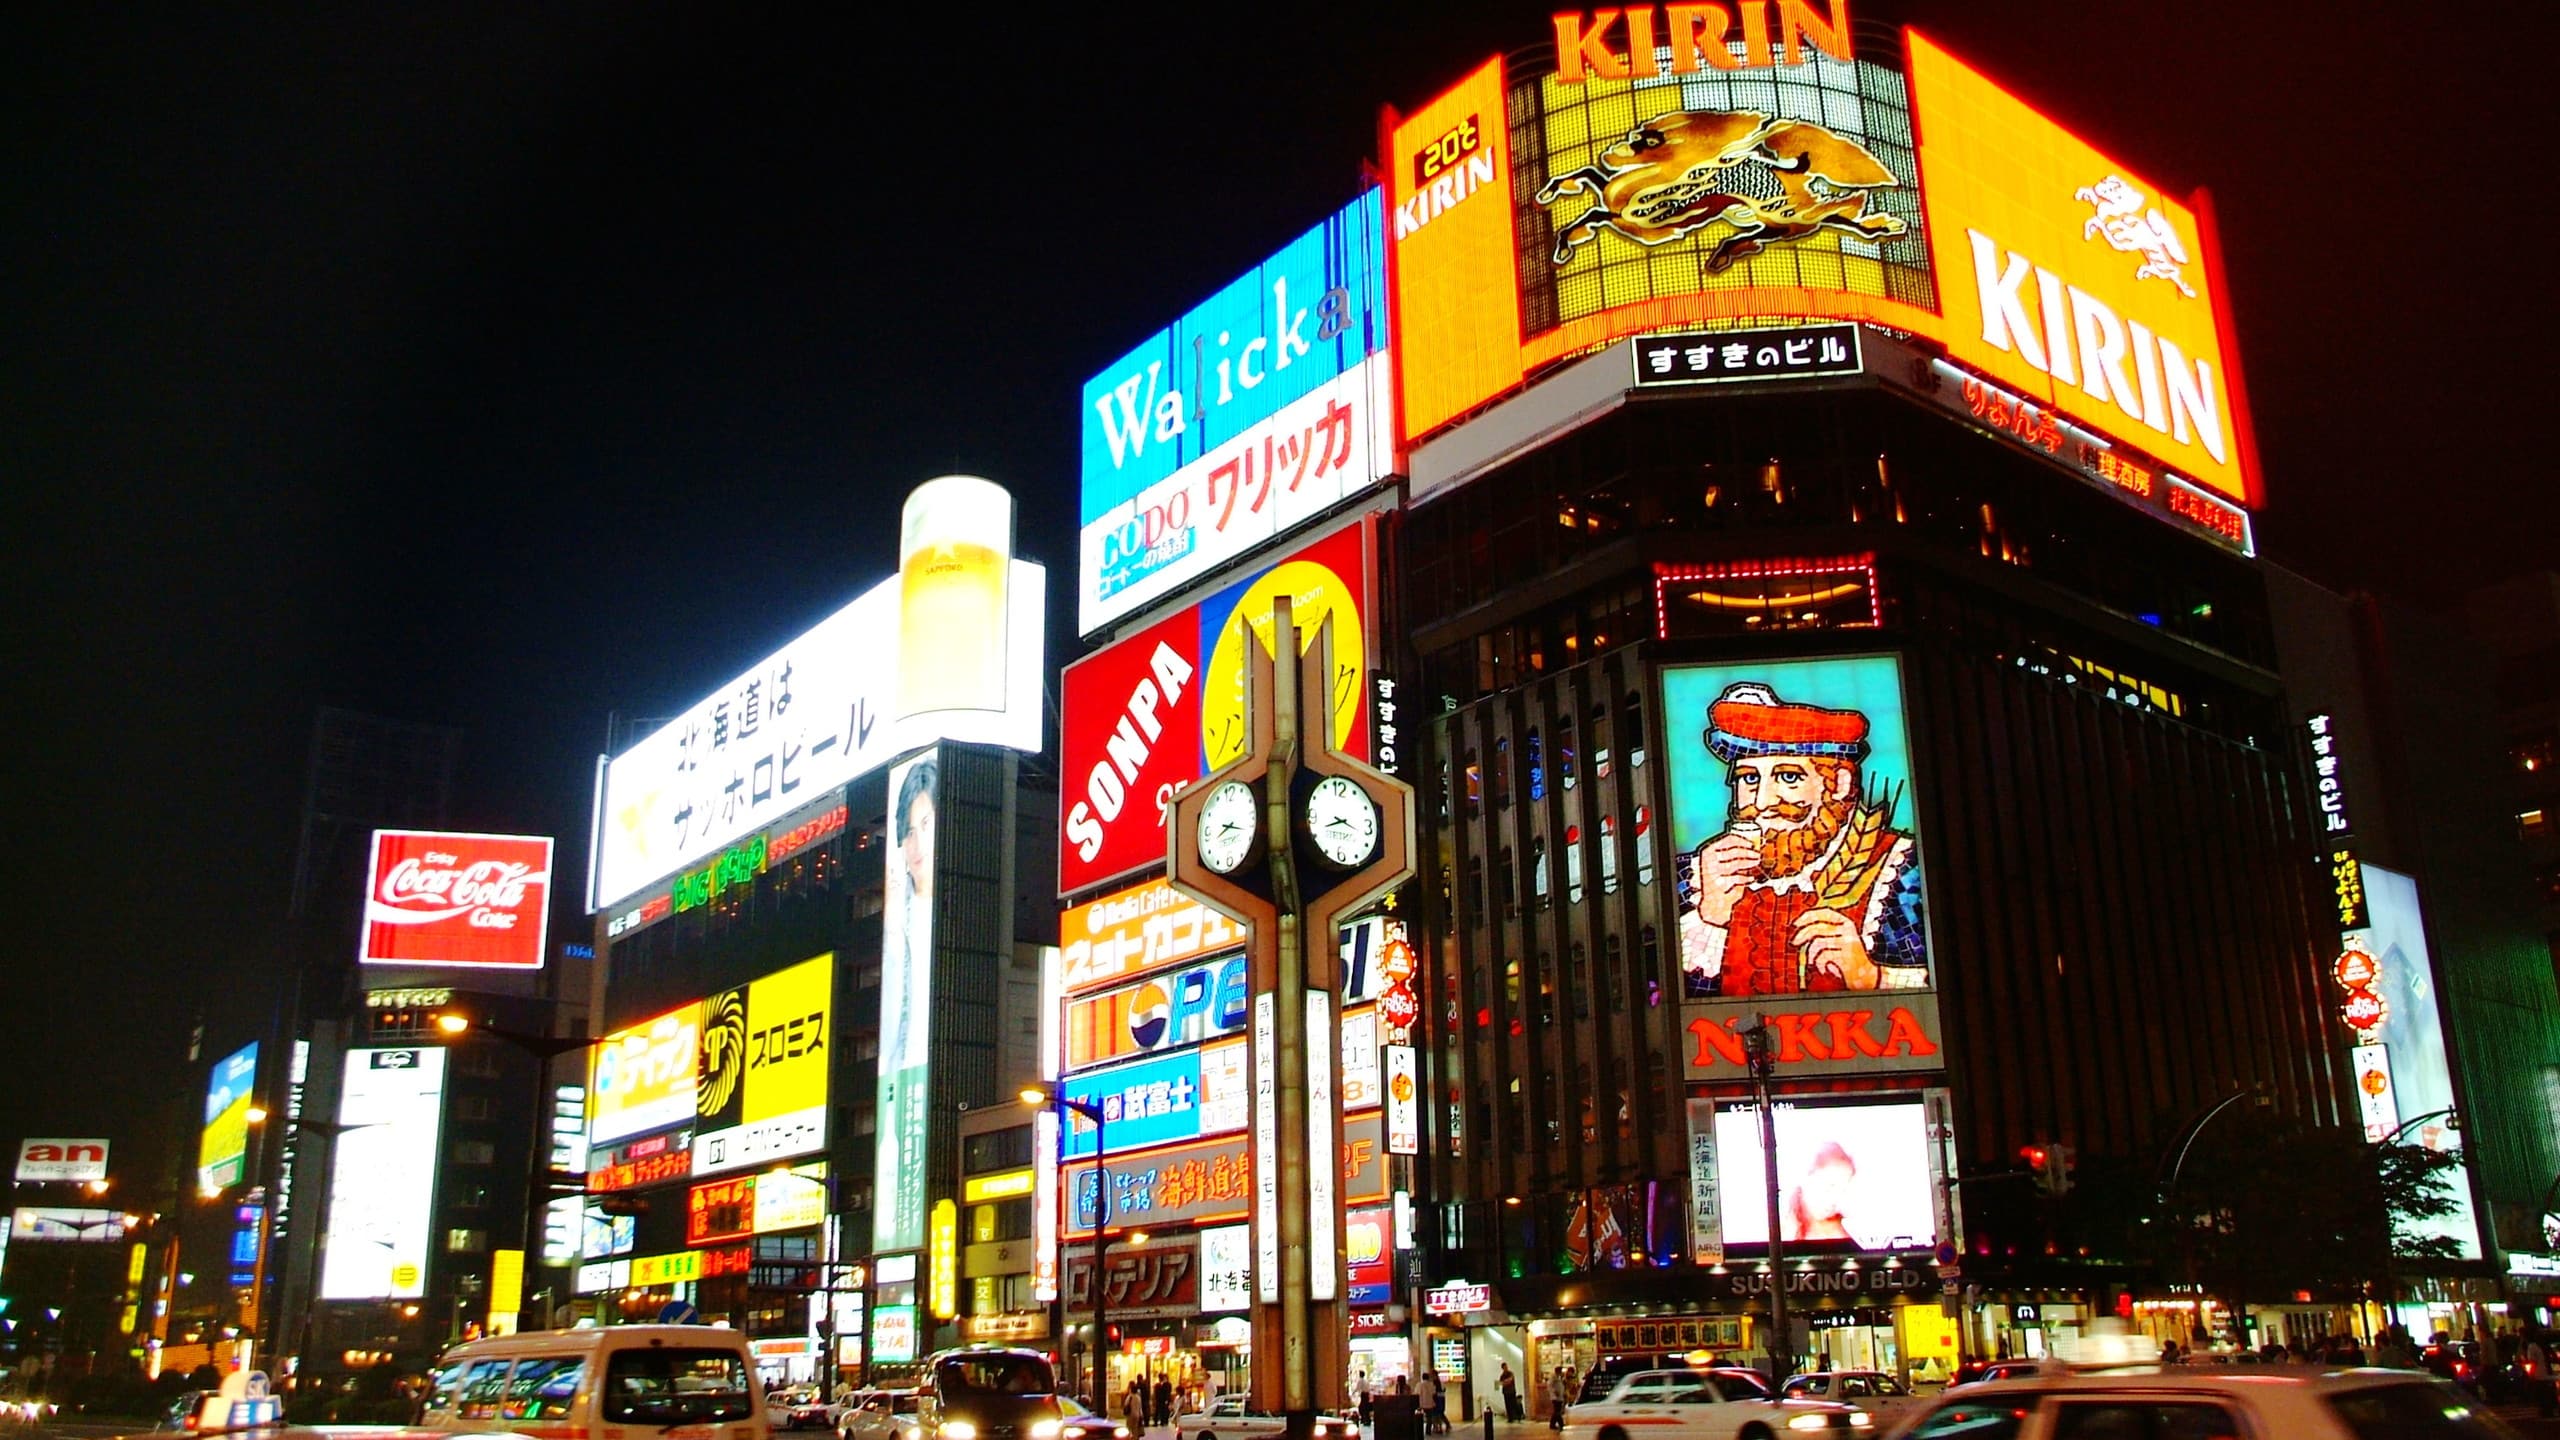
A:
[1882,1362,2513,1438]
[1561,1366,1870,1439]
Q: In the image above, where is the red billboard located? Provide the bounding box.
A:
[1058,517,1375,894]
[360,829,555,969]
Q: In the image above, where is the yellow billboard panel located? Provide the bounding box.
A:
[744,951,832,1122]
[1389,57,1524,441]
[1909,31,2256,503]
[588,1002,701,1146]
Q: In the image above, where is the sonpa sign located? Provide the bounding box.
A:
[1059,518,1373,893]
[15,1139,110,1183]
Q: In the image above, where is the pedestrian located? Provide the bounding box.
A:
[1415,1371,1440,1435]
[1357,1373,1375,1432]
[1125,1384,1149,1437]
[2525,1328,2555,1417]
[1550,1367,1575,1432]
[1153,1378,1173,1429]
[1499,1365,1521,1424]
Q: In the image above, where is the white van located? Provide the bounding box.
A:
[420,1325,769,1440]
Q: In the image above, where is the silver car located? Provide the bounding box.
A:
[1882,1362,2515,1438]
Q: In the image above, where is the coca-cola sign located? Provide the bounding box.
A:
[361,830,555,969]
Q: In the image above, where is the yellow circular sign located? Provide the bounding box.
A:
[1201,559,1365,771]
[392,1263,421,1290]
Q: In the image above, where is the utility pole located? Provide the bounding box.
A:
[1742,1019,1787,1388]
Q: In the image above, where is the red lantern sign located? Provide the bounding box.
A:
[1380,985,1422,1035]
[2333,948,2380,990]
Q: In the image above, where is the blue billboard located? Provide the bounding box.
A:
[1060,1042,1247,1160]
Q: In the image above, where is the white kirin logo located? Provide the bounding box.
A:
[2075,175,2195,297]
[374,852,546,924]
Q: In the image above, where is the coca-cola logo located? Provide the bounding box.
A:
[371,852,548,927]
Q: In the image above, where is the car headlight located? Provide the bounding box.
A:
[1031,1421,1063,1439]
[1785,1416,1841,1432]
[1848,1416,1874,1429]
[1114,1429,1130,1438]
[941,1424,978,1439]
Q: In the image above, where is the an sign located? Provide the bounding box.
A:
[1063,1114,1387,1236]
[588,1132,694,1192]
[359,830,553,969]
[694,952,833,1175]
[588,543,1045,910]
[1200,1223,1253,1312]
[1064,1235,1200,1321]
[688,1172,825,1246]
[199,1043,260,1195]
[1909,31,2255,506]
[1383,1045,1419,1156]
[1080,192,1392,634]
[1663,656,1943,1078]
[2329,847,2370,931]
[960,1313,1051,1343]
[1059,518,1374,894]
[15,1139,109,1183]
[2307,715,2353,836]
[962,1170,1034,1203]
[1424,1280,1492,1316]
[575,1259,630,1294]
[588,1003,702,1146]
[671,834,767,914]
[873,754,938,1257]
[317,1047,447,1299]
[1632,325,1862,387]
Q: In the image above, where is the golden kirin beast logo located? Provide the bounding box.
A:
[698,988,748,1118]
[1537,109,1906,271]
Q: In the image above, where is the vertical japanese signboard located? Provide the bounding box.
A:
[873,753,939,1256]
[1080,192,1393,635]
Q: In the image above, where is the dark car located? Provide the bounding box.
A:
[927,1347,1063,1440]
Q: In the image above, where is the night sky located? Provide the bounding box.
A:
[8,3,2549,1178]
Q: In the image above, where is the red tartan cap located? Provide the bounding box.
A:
[1704,682,1869,764]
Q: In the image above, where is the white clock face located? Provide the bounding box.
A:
[1304,774,1379,869]
[1198,780,1259,874]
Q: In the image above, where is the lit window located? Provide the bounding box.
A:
[2523,809,2551,839]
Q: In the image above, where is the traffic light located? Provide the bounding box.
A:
[2022,1142,2075,1196]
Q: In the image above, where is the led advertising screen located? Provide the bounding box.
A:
[693,952,832,1176]
[1064,1113,1387,1236]
[14,1138,110,1183]
[1662,656,1941,1079]
[318,1047,448,1299]
[588,1003,702,1146]
[1907,32,2254,505]
[1059,516,1374,894]
[2349,864,2482,1259]
[1712,1096,1936,1251]
[360,830,554,969]
[198,1043,259,1194]
[589,549,1046,912]
[1065,949,1249,1070]
[1080,191,1393,635]
[1061,1040,1250,1159]
[1388,56,1523,441]
[873,752,938,1256]
[1061,878,1247,994]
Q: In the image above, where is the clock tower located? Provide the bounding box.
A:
[1167,596,1414,1438]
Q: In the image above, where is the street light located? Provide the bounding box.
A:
[1022,1086,1112,1416]
[433,1010,614,1336]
